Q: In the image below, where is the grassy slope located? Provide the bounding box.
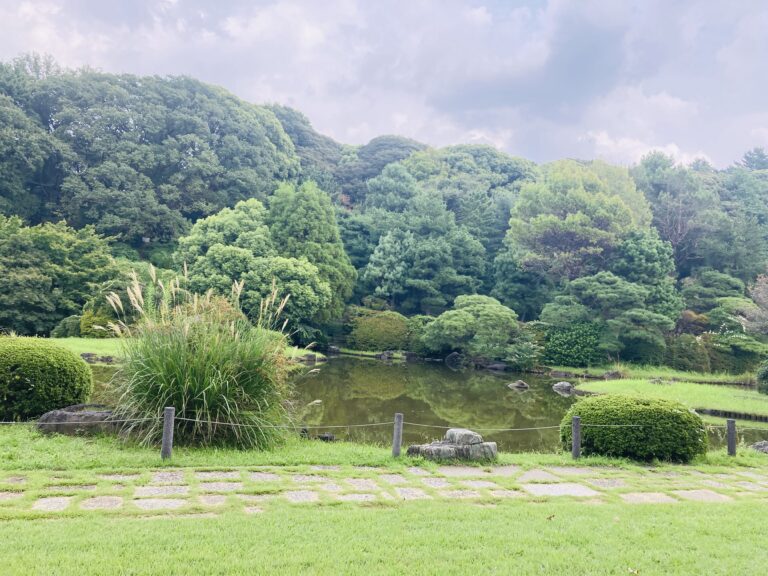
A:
[1,501,766,575]
[578,379,768,417]
[549,364,754,384]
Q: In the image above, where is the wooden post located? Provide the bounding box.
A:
[571,416,581,459]
[727,418,736,457]
[392,413,404,457]
[161,407,175,460]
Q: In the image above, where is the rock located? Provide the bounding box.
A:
[550,370,574,378]
[37,404,116,436]
[602,370,622,380]
[507,380,529,390]
[485,362,507,372]
[326,345,341,355]
[407,428,497,462]
[750,440,768,454]
[552,381,574,396]
[302,353,317,363]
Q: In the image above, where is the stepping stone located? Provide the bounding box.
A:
[337,493,377,502]
[198,482,242,492]
[421,478,451,488]
[587,478,627,489]
[673,489,732,502]
[736,471,766,481]
[395,487,431,500]
[346,478,379,491]
[621,492,677,504]
[32,497,72,511]
[151,471,185,484]
[195,471,240,480]
[379,474,407,485]
[440,490,480,499]
[80,496,123,510]
[46,485,97,492]
[3,476,26,484]
[98,474,140,482]
[489,465,519,477]
[238,494,273,503]
[462,480,499,489]
[518,469,560,483]
[292,474,325,484]
[437,466,486,477]
[135,485,189,497]
[244,506,263,514]
[284,490,319,503]
[490,489,521,499]
[250,472,280,482]
[733,481,768,492]
[311,465,340,471]
[199,495,227,506]
[319,482,343,492]
[700,480,730,489]
[353,466,383,472]
[546,467,594,476]
[521,483,599,497]
[407,467,430,476]
[0,491,23,501]
[134,498,187,510]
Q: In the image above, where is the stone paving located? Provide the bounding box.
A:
[1,464,768,518]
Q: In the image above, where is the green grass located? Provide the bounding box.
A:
[1,501,767,575]
[578,378,768,417]
[548,364,754,384]
[52,337,123,358]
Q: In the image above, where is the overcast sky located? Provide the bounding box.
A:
[1,0,766,167]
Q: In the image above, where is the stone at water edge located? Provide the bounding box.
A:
[508,380,529,390]
[750,440,768,454]
[444,428,483,445]
[552,381,574,396]
[406,428,497,462]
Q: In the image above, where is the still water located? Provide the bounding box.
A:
[293,357,574,452]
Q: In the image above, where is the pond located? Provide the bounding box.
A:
[292,356,573,452]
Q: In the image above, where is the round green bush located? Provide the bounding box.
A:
[348,311,409,351]
[756,360,768,395]
[560,395,707,463]
[0,337,93,420]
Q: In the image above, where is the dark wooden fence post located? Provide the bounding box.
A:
[571,416,581,459]
[392,413,404,457]
[727,418,736,457]
[161,407,175,460]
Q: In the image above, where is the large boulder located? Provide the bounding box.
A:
[751,440,768,454]
[552,381,574,396]
[37,404,116,436]
[407,428,497,461]
[508,380,529,390]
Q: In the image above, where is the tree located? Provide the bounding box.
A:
[362,229,415,308]
[739,147,768,171]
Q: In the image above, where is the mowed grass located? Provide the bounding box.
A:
[578,379,768,417]
[1,501,767,575]
[549,364,754,384]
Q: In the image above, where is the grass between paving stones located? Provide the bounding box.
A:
[0,501,766,575]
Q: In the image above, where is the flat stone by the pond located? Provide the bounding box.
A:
[395,487,430,500]
[421,477,451,488]
[98,474,141,482]
[46,484,97,492]
[407,467,430,476]
[440,490,480,499]
[195,471,240,480]
[437,466,486,477]
[80,496,123,510]
[199,495,227,506]
[546,467,594,476]
[243,506,263,514]
[134,498,187,510]
[311,465,340,471]
[673,489,732,502]
[151,471,185,484]
[346,479,379,491]
[461,480,499,489]
[32,497,72,511]
[249,472,281,482]
[135,485,189,497]
[198,482,242,492]
[0,491,23,501]
[489,465,519,477]
[337,493,377,502]
[522,483,599,497]
[291,474,325,484]
[490,489,521,498]
[620,492,677,504]
[587,478,627,489]
[379,474,407,485]
[518,469,561,483]
[284,490,319,503]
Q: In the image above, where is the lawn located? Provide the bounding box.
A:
[578,378,768,417]
[548,364,754,384]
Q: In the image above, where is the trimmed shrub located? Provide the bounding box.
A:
[348,310,409,351]
[757,361,768,395]
[79,309,115,338]
[560,395,707,462]
[50,315,82,338]
[544,323,603,367]
[0,337,93,420]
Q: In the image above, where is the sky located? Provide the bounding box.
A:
[1,0,766,167]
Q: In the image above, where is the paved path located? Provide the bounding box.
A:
[2,464,768,518]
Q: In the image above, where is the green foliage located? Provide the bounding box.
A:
[78,309,114,339]
[50,315,82,338]
[704,332,767,374]
[663,334,711,373]
[110,278,291,448]
[560,396,707,462]
[756,360,768,395]
[347,310,410,351]
[0,336,92,420]
[682,270,745,313]
[544,323,603,367]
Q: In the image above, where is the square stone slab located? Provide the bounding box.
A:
[621,492,677,504]
[291,474,325,484]
[284,490,319,503]
[395,487,430,500]
[244,506,263,514]
[462,480,499,489]
[199,495,227,506]
[318,482,343,492]
[437,466,486,477]
[134,498,187,510]
[0,491,24,501]
[237,494,273,503]
[195,471,240,480]
[440,490,480,499]
[522,483,599,497]
[518,469,561,483]
[407,467,430,476]
[98,474,141,482]
[733,481,768,492]
[490,489,521,499]
[337,493,377,502]
[198,482,242,492]
[700,480,730,489]
[673,489,732,502]
[32,497,72,511]
[489,465,519,477]
[346,478,379,491]
[546,467,594,476]
[421,478,451,488]
[46,485,97,492]
[80,496,123,510]
[587,478,627,489]
[151,471,185,484]
[379,474,407,485]
[250,472,281,482]
[135,485,189,497]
